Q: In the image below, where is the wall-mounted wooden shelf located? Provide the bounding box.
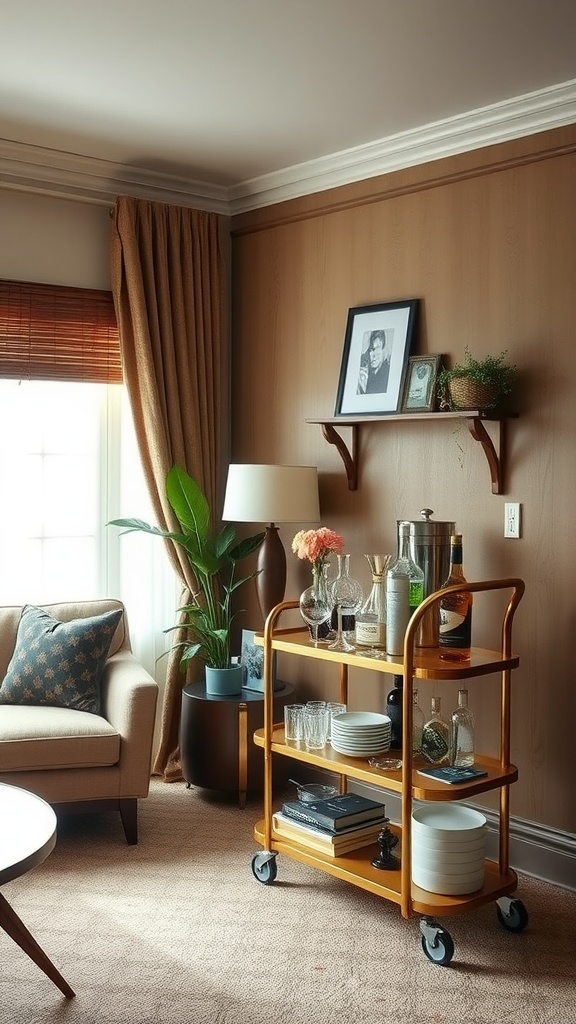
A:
[306,411,513,494]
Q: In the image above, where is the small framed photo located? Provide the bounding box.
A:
[401,354,441,413]
[240,629,280,692]
[334,299,419,416]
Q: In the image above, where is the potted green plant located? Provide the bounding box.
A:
[437,349,517,412]
[109,465,264,695]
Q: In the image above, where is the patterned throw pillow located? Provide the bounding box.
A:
[0,605,123,714]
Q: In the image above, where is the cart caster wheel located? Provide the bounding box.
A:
[419,919,454,966]
[251,852,278,885]
[496,897,529,932]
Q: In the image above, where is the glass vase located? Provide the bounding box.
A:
[299,563,331,646]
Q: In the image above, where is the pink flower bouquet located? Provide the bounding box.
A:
[291,527,344,570]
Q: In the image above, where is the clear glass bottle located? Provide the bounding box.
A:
[329,554,363,652]
[421,696,450,764]
[355,554,391,651]
[439,534,472,661]
[386,674,403,750]
[385,523,425,656]
[412,688,425,754]
[450,688,475,766]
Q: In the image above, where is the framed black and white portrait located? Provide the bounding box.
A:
[334,299,419,416]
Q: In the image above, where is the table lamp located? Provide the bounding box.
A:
[222,464,321,621]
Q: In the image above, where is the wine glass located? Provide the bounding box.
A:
[299,586,331,646]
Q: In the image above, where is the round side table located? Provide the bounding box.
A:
[180,682,294,807]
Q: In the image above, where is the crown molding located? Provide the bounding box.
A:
[229,78,576,214]
[1,79,575,216]
[0,140,230,214]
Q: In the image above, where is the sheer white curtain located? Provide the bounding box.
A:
[0,379,177,700]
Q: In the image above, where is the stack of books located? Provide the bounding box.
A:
[273,793,388,857]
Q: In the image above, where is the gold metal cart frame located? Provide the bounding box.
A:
[251,578,526,965]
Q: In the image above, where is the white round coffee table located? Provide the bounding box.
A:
[0,782,75,998]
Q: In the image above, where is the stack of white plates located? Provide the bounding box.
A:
[411,805,487,895]
[330,711,391,758]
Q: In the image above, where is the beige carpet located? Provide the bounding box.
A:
[2,778,575,1024]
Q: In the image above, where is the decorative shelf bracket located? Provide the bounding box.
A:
[308,411,513,495]
[466,416,506,495]
[320,422,358,490]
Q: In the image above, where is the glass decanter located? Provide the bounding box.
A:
[328,554,363,652]
[355,553,392,656]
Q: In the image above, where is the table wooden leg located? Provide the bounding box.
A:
[0,892,75,998]
[238,701,248,808]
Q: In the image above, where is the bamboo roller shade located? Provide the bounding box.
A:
[0,279,122,384]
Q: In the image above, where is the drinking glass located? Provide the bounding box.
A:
[326,701,347,742]
[299,586,330,646]
[302,707,329,750]
[284,703,305,741]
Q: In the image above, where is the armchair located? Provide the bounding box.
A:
[0,599,158,844]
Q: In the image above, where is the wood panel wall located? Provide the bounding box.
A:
[230,125,576,835]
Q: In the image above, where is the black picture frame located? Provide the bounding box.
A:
[401,354,441,413]
[334,299,419,416]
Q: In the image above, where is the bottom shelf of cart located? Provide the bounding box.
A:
[254,820,518,917]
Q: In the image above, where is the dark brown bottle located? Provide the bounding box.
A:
[439,534,472,661]
[386,675,403,750]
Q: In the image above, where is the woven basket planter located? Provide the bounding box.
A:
[448,377,497,411]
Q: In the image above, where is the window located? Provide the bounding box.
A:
[0,280,176,688]
[0,382,176,684]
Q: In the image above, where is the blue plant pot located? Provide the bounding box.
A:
[205,664,243,696]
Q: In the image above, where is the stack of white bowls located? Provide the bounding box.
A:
[330,711,391,758]
[411,804,487,895]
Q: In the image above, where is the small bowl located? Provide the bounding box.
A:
[295,783,339,804]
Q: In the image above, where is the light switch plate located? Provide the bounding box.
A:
[504,502,521,538]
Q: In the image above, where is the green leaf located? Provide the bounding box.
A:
[166,465,210,542]
[230,532,265,562]
[214,523,237,559]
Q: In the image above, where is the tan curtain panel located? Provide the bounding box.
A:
[0,279,121,383]
[109,196,226,781]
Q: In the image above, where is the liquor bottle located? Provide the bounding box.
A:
[355,554,391,650]
[421,696,450,764]
[412,688,425,754]
[386,675,403,749]
[450,688,475,766]
[439,534,472,661]
[385,523,425,656]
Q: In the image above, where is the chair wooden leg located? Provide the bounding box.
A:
[0,892,75,998]
[119,798,138,845]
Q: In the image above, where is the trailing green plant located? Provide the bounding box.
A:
[109,465,264,670]
[437,348,517,411]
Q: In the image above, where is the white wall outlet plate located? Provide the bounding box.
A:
[504,502,521,539]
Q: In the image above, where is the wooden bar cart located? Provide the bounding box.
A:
[250,578,527,965]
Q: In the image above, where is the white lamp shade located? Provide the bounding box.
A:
[222,464,320,524]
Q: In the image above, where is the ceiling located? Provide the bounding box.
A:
[2,0,576,214]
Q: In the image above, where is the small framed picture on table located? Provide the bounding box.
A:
[401,354,441,413]
[240,629,280,692]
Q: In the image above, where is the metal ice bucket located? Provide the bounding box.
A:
[397,509,455,647]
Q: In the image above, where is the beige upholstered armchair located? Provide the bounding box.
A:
[0,599,158,844]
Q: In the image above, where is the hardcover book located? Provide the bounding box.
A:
[416,765,488,784]
[281,793,387,832]
[272,812,384,856]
